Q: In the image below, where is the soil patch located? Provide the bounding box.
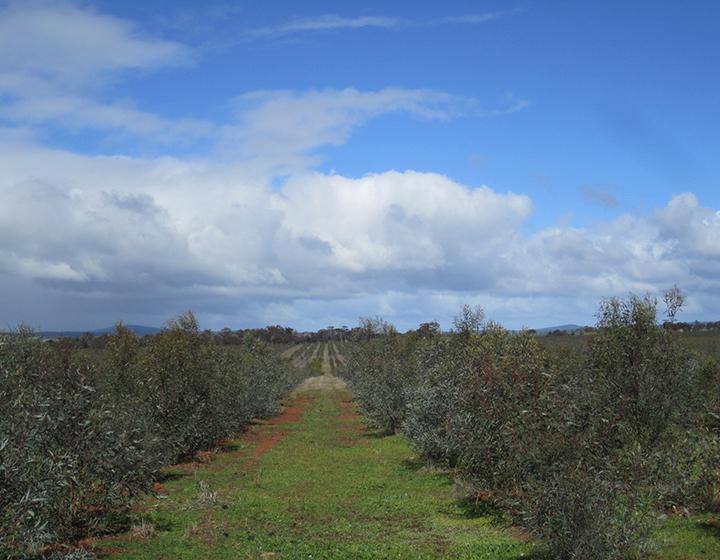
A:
[265,395,311,425]
[336,396,365,446]
[338,399,362,421]
[244,394,312,466]
[244,429,290,467]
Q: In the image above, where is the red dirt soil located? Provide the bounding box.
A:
[62,394,315,557]
[166,395,313,473]
[244,429,289,466]
[337,399,362,421]
[244,395,312,466]
[336,397,366,446]
[264,395,311,425]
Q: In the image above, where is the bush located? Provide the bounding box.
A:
[0,312,296,558]
[0,332,159,557]
[404,321,549,488]
[517,296,718,559]
[346,295,719,559]
[342,318,423,433]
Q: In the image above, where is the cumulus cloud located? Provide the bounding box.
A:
[274,171,531,275]
[505,194,720,302]
[1,130,719,330]
[0,140,529,295]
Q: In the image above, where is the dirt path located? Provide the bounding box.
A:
[331,341,346,365]
[280,344,302,359]
[292,373,346,394]
[95,378,532,559]
[320,343,333,375]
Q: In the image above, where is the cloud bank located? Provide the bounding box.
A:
[2,136,718,329]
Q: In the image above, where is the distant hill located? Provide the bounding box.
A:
[38,325,161,339]
[534,324,587,335]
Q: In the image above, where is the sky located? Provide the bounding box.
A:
[1,0,719,332]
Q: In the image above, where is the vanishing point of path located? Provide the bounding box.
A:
[96,376,533,559]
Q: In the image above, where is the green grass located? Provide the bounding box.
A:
[650,513,720,559]
[95,389,533,559]
[93,387,720,559]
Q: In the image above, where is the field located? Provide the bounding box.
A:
[280,340,347,376]
[2,303,720,560]
[537,328,720,360]
[84,378,720,559]
[93,385,533,559]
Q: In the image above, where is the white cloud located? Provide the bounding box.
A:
[225,88,528,170]
[504,195,720,301]
[0,94,216,141]
[437,14,503,25]
[274,171,531,273]
[249,15,400,38]
[1,132,718,330]
[0,4,526,148]
[0,1,199,141]
[0,3,527,150]
[245,12,504,40]
[0,1,189,90]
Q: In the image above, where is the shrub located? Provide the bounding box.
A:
[513,295,718,558]
[0,312,296,558]
[0,332,161,557]
[404,321,549,488]
[483,295,717,559]
[348,295,719,560]
[342,318,423,433]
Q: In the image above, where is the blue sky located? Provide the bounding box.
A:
[0,0,719,331]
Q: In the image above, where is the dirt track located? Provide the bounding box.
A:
[292,374,346,395]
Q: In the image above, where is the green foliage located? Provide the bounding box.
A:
[307,357,323,375]
[406,323,549,487]
[0,313,296,558]
[342,318,424,433]
[345,294,720,560]
[512,295,718,559]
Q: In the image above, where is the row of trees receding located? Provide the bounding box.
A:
[0,312,300,559]
[342,293,720,559]
[59,324,355,350]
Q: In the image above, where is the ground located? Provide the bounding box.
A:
[93,378,533,559]
[91,375,720,559]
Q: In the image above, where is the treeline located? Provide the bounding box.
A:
[62,324,355,350]
[538,320,720,337]
[0,312,300,559]
[342,295,720,559]
[662,320,720,332]
[214,325,352,345]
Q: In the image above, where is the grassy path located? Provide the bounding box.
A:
[93,380,720,559]
[96,384,533,559]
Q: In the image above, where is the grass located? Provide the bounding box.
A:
[91,386,720,559]
[650,514,720,559]
[94,388,533,559]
